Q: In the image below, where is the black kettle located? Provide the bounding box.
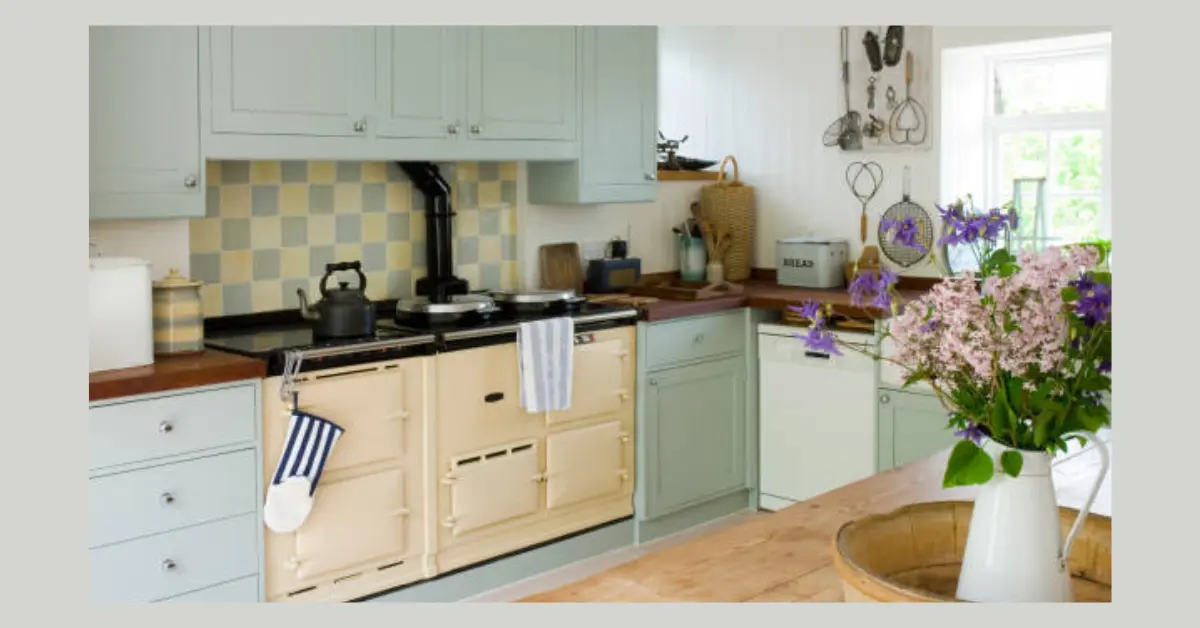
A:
[297,261,377,339]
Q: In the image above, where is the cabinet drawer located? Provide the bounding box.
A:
[90,513,259,603]
[645,311,745,370]
[159,576,259,603]
[89,384,257,471]
[89,449,258,548]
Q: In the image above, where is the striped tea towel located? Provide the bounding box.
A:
[517,316,575,412]
[263,410,345,533]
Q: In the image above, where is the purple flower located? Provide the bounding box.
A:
[1069,274,1112,326]
[798,325,843,356]
[882,216,928,253]
[788,299,822,321]
[848,271,875,307]
[1098,359,1111,373]
[954,423,986,444]
[919,319,940,334]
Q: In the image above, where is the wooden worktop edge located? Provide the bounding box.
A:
[89,350,266,402]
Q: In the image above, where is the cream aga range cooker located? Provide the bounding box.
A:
[204,163,638,603]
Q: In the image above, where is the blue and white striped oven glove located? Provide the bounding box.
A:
[263,410,345,533]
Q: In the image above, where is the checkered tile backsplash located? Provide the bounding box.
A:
[190,161,519,317]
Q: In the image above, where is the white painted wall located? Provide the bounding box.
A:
[89,219,190,280]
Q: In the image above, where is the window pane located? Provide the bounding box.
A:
[998,132,1048,194]
[994,53,1107,115]
[1050,130,1103,192]
[1049,196,1102,244]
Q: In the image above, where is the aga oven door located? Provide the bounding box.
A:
[444,440,542,539]
[547,327,633,426]
[436,343,544,456]
[544,420,629,510]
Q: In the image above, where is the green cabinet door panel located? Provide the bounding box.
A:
[466,26,578,142]
[642,355,747,520]
[90,26,203,219]
[877,389,960,471]
[373,26,465,140]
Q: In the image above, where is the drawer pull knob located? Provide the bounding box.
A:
[159,492,176,506]
[531,473,547,483]
[692,333,705,345]
[161,559,177,571]
[158,421,173,434]
[442,516,457,528]
[392,508,411,517]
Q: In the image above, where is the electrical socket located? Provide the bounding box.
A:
[580,240,606,262]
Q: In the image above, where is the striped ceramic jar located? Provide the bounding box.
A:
[152,269,205,355]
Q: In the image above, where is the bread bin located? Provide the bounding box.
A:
[776,237,850,289]
[89,257,154,372]
[152,269,205,355]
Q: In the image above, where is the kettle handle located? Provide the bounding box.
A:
[320,261,367,297]
[1058,430,1110,565]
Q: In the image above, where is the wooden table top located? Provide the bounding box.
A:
[89,350,266,402]
[522,433,1112,603]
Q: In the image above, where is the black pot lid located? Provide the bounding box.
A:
[395,294,496,315]
[490,289,578,304]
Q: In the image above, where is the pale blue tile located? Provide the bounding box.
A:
[282,278,308,308]
[457,181,478,209]
[336,161,363,182]
[363,184,386,213]
[253,249,281,280]
[387,269,413,298]
[362,242,387,272]
[456,236,479,264]
[480,263,502,290]
[221,161,250,184]
[412,241,427,269]
[501,180,517,205]
[223,283,252,315]
[501,234,517,261]
[190,253,221,284]
[309,245,335,277]
[281,216,307,248]
[479,208,502,236]
[387,213,410,241]
[206,186,221,218]
[281,161,308,183]
[251,185,279,216]
[221,218,250,251]
[309,185,334,214]
[336,214,362,244]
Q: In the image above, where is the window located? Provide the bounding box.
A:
[983,39,1111,252]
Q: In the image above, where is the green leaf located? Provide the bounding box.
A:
[1000,450,1024,478]
[1033,409,1053,447]
[902,369,929,388]
[1062,286,1080,302]
[943,440,995,488]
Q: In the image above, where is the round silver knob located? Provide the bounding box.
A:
[159,492,175,506]
[648,378,658,386]
[880,394,891,404]
[470,124,481,135]
[158,421,173,434]
[692,333,705,345]
[353,118,367,133]
[161,559,177,571]
[448,123,459,135]
[644,172,656,181]
[184,175,198,188]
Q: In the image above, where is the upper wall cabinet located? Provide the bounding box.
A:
[90,27,203,220]
[527,27,658,205]
[208,27,374,137]
[200,26,579,162]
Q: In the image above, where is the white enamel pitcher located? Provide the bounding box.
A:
[955,430,1110,603]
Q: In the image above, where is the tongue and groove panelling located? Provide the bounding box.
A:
[189,161,519,317]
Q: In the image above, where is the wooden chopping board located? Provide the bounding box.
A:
[539,242,584,293]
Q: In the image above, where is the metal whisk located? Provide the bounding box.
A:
[889,51,927,145]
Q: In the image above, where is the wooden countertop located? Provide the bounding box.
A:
[89,350,266,402]
[521,434,1112,603]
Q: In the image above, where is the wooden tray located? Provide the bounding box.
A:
[626,278,744,301]
[833,501,1111,603]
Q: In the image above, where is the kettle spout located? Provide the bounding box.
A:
[297,288,321,321]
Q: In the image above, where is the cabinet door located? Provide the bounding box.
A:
[447,441,542,537]
[209,26,373,137]
[90,26,202,219]
[545,420,627,510]
[374,26,464,139]
[466,27,577,141]
[580,26,657,199]
[547,328,632,426]
[643,356,747,520]
[878,389,958,471]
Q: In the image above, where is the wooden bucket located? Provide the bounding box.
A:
[832,501,1111,602]
[699,155,755,282]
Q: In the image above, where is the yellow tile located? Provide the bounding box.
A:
[479,235,502,263]
[363,162,387,183]
[411,211,425,235]
[220,250,253,284]
[499,162,518,181]
[309,161,336,184]
[364,271,388,301]
[250,161,282,184]
[334,183,363,214]
[457,209,479,237]
[200,284,223,317]
[335,244,363,265]
[502,261,519,289]
[252,280,283,312]
[504,207,517,232]
[307,276,323,298]
[386,241,412,270]
[219,185,251,219]
[478,181,501,207]
[412,267,427,282]
[206,161,222,186]
[250,216,282,250]
[386,182,411,213]
[456,162,478,182]
[280,184,308,216]
[363,213,387,243]
[189,218,221,254]
[308,215,336,246]
[457,264,480,288]
[281,247,310,279]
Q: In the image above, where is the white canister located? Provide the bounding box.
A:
[89,257,154,373]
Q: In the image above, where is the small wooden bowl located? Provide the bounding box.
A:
[832,501,1111,602]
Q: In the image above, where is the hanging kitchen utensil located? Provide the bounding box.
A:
[889,51,928,145]
[822,27,862,150]
[878,165,933,267]
[883,26,904,67]
[863,114,885,139]
[863,29,883,72]
[867,76,878,110]
[885,85,898,110]
[845,161,884,244]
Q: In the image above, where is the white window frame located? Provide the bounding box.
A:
[980,39,1112,251]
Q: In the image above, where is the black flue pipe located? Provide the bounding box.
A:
[396,162,468,303]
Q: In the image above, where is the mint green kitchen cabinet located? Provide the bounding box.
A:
[467,27,578,142]
[374,27,464,140]
[527,26,658,205]
[634,309,769,544]
[876,388,959,471]
[89,26,203,220]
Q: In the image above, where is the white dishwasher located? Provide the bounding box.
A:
[758,323,878,511]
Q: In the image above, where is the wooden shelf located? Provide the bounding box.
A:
[657,170,720,181]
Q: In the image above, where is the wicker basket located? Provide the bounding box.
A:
[833,501,1111,603]
[700,156,755,282]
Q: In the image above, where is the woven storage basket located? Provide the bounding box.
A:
[700,156,755,281]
